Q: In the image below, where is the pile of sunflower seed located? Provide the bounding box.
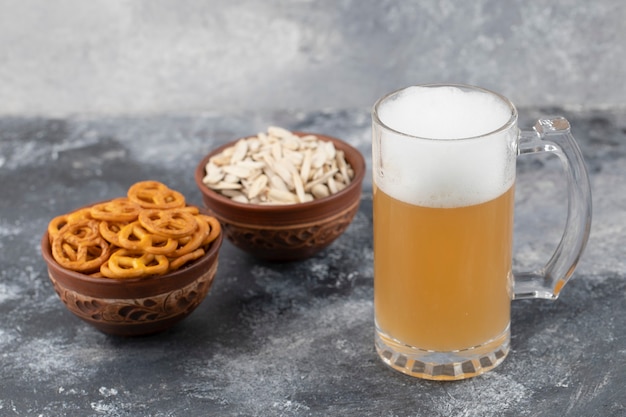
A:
[202,126,355,204]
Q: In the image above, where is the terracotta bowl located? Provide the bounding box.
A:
[41,230,223,337]
[194,132,366,261]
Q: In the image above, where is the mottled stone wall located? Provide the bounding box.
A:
[1,0,624,116]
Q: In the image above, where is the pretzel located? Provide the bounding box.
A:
[127,181,186,209]
[48,208,93,242]
[103,249,169,279]
[97,247,121,278]
[169,248,205,270]
[179,206,200,215]
[98,220,128,246]
[48,214,70,242]
[59,219,101,245]
[52,230,111,273]
[99,261,113,278]
[138,208,198,239]
[117,221,179,255]
[169,215,209,257]
[199,214,221,246]
[90,198,142,222]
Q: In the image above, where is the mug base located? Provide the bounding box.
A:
[375,326,510,381]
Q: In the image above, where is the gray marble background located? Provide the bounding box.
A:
[1,0,625,117]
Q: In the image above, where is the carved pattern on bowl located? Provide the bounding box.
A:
[220,198,359,251]
[48,261,218,324]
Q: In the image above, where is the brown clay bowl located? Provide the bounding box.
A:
[194,132,366,261]
[41,228,223,337]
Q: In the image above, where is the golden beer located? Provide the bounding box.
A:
[373,185,514,351]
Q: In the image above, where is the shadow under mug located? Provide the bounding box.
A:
[371,84,592,380]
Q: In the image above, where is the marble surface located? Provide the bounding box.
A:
[0,108,624,416]
[1,0,626,116]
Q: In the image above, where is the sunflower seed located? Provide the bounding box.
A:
[209,181,243,190]
[223,164,254,178]
[305,168,339,192]
[328,177,338,194]
[223,173,240,183]
[268,125,292,139]
[336,150,349,181]
[272,159,295,190]
[311,147,327,169]
[231,194,249,204]
[230,139,248,164]
[300,149,312,182]
[268,172,289,191]
[220,189,246,198]
[271,141,282,160]
[248,174,268,200]
[267,188,298,203]
[311,183,330,199]
[324,141,336,160]
[202,162,224,184]
[292,171,306,203]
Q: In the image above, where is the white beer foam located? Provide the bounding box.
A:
[374,86,517,208]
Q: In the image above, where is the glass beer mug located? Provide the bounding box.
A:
[371,84,592,380]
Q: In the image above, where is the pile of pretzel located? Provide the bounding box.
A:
[47,181,220,279]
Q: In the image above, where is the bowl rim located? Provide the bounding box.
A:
[193,131,366,213]
[41,207,223,287]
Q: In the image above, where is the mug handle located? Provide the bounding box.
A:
[513,117,592,300]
